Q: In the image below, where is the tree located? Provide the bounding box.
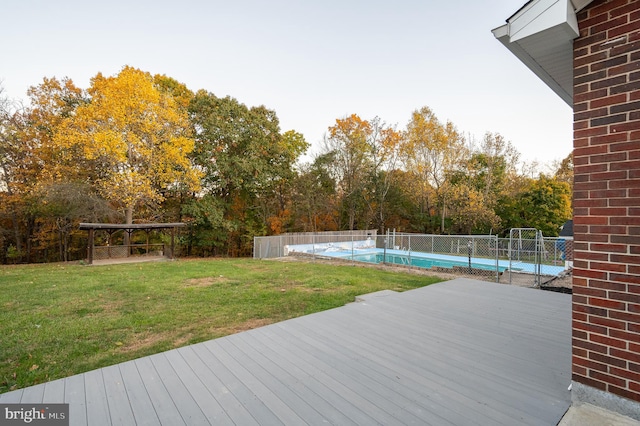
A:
[24,77,89,189]
[448,132,526,234]
[262,129,309,234]
[39,182,115,261]
[401,107,465,233]
[448,183,501,234]
[53,66,201,225]
[289,153,338,232]
[509,175,572,236]
[554,152,573,205]
[322,114,372,230]
[363,117,402,232]
[0,86,51,262]
[0,86,28,260]
[187,91,303,254]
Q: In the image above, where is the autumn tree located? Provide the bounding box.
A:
[553,152,573,210]
[262,129,309,234]
[38,182,114,261]
[0,78,93,262]
[0,86,28,260]
[502,175,572,236]
[289,153,338,232]
[322,114,373,230]
[363,117,402,232]
[53,66,201,226]
[401,107,465,233]
[449,132,527,234]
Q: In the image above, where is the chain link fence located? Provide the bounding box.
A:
[254,230,572,285]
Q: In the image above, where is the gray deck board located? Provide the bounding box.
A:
[293,305,549,425]
[278,320,444,425]
[19,382,45,403]
[133,356,185,426]
[283,317,491,425]
[224,333,355,425]
[43,379,66,403]
[64,373,86,425]
[101,364,136,426]
[118,361,161,426]
[191,342,281,424]
[321,298,564,397]
[0,278,572,425]
[0,388,22,403]
[162,348,234,425]
[147,353,209,425]
[204,339,305,425]
[84,369,111,426]
[241,328,385,425]
[230,332,364,426]
[176,345,259,426]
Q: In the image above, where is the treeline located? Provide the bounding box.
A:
[0,66,572,264]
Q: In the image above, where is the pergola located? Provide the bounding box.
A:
[79,222,186,264]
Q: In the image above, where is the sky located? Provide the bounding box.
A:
[1,0,573,170]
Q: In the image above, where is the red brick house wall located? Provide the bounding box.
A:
[572,0,640,403]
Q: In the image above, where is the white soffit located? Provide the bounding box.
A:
[492,0,594,106]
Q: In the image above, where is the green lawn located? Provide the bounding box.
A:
[0,258,444,393]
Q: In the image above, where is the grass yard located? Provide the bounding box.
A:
[0,258,443,393]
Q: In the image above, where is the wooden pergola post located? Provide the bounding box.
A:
[170,227,176,259]
[87,228,94,265]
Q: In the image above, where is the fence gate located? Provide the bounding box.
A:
[508,228,544,286]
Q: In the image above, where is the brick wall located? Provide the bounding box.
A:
[572,0,640,403]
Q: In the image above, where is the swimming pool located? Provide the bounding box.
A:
[348,252,508,272]
[284,242,566,276]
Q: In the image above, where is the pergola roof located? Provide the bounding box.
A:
[492,0,595,106]
[79,223,186,230]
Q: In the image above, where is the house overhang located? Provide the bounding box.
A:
[492,0,594,106]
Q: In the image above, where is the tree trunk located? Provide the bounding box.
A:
[10,209,23,258]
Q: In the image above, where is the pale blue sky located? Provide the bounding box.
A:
[1,0,572,168]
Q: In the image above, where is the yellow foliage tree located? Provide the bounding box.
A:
[324,114,372,229]
[401,107,466,232]
[54,66,201,224]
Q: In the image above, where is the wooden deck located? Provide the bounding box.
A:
[0,278,572,425]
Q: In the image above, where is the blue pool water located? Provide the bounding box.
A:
[351,252,508,272]
[288,243,567,276]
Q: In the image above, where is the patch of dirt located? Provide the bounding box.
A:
[117,332,165,354]
[172,334,195,348]
[216,318,274,336]
[182,276,231,288]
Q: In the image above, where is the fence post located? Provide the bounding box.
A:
[495,235,499,283]
[351,232,355,264]
[383,229,388,264]
[408,234,411,269]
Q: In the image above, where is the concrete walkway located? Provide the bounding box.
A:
[559,403,640,425]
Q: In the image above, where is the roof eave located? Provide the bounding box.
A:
[493,0,595,107]
[492,21,574,106]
